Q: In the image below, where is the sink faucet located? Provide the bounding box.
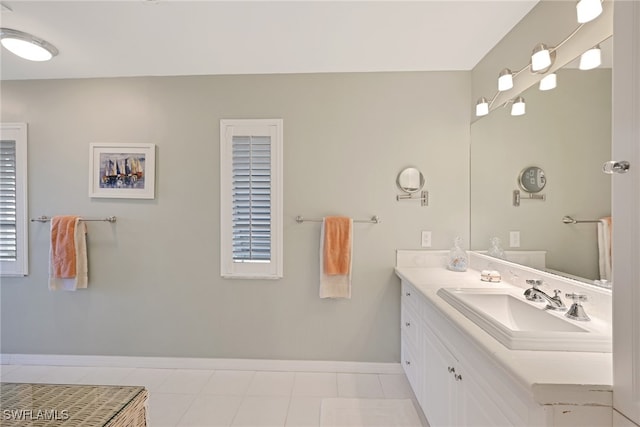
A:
[524,280,566,311]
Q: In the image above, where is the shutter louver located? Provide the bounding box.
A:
[232,135,271,262]
[0,140,17,261]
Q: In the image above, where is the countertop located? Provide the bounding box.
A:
[395,266,613,406]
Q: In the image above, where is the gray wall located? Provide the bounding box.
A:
[0,72,470,361]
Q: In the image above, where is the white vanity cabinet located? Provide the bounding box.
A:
[401,279,540,427]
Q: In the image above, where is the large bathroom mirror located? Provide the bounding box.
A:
[470,38,612,286]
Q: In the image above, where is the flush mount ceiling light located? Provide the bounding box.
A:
[0,28,58,61]
[539,73,557,91]
[475,97,489,117]
[530,44,556,73]
[498,69,514,92]
[511,97,526,116]
[576,0,603,24]
[579,45,601,70]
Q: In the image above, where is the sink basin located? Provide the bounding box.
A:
[437,288,611,352]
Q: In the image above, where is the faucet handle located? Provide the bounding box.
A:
[526,279,543,288]
[553,289,562,298]
[565,292,588,302]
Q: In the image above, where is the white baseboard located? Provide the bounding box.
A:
[0,353,403,374]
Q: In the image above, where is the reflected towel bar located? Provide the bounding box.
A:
[31,215,117,223]
[295,215,381,224]
[562,215,602,224]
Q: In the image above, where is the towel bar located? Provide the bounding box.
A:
[31,215,117,223]
[562,215,602,224]
[295,215,381,224]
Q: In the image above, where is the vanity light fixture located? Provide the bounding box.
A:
[475,97,489,117]
[498,69,514,91]
[530,44,555,73]
[511,97,526,116]
[579,45,601,70]
[576,0,603,24]
[0,28,58,61]
[539,73,557,91]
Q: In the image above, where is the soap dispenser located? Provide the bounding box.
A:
[447,237,468,272]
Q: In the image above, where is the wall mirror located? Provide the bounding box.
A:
[397,167,425,193]
[470,37,612,286]
[518,166,546,193]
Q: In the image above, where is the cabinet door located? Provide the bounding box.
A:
[422,324,456,427]
[457,367,514,427]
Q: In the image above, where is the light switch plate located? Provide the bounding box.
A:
[421,231,432,248]
[510,231,521,248]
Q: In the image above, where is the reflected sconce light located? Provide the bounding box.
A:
[539,73,557,91]
[576,0,603,24]
[511,97,526,116]
[530,44,555,73]
[498,69,514,91]
[0,28,58,61]
[475,97,489,117]
[579,45,601,70]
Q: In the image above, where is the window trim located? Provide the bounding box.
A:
[220,119,283,279]
[0,123,28,277]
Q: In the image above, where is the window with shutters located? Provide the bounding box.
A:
[0,123,28,277]
[220,119,283,279]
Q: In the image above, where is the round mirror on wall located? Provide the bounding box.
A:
[518,166,546,193]
[397,167,425,193]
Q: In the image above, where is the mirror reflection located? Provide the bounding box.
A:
[397,167,425,193]
[470,48,612,285]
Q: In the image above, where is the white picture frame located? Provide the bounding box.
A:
[89,143,155,199]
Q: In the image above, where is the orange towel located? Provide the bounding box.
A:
[51,216,80,278]
[323,216,352,275]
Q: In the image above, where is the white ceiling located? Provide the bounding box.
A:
[0,1,538,81]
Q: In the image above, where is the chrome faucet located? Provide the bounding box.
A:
[524,280,566,311]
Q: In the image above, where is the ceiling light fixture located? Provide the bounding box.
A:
[530,44,555,73]
[475,97,489,117]
[511,97,526,116]
[539,73,557,91]
[0,28,58,61]
[579,45,601,70]
[576,0,603,24]
[498,69,514,91]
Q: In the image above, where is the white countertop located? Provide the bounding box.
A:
[395,266,613,406]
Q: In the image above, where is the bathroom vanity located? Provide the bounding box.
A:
[396,250,613,427]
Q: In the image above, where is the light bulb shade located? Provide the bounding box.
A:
[579,45,601,70]
[531,44,552,72]
[0,28,58,61]
[577,0,603,23]
[511,97,526,116]
[539,73,557,91]
[475,97,489,117]
[498,69,513,91]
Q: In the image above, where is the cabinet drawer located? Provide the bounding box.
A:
[401,304,421,348]
[401,280,421,314]
[401,339,423,403]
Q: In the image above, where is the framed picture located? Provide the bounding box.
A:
[89,143,155,199]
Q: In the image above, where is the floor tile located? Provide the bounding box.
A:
[232,396,290,426]
[292,373,337,398]
[285,397,322,427]
[0,365,52,383]
[201,370,255,396]
[75,367,136,385]
[379,374,414,398]
[37,366,97,384]
[246,371,295,397]
[177,395,243,426]
[120,368,174,392]
[0,364,19,379]
[337,373,385,398]
[157,369,214,394]
[148,392,197,427]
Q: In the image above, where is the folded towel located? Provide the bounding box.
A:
[597,216,612,282]
[49,216,88,291]
[320,216,353,299]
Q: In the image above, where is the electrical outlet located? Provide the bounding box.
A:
[510,231,521,248]
[421,231,432,248]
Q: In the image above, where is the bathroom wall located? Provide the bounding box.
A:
[0,71,470,362]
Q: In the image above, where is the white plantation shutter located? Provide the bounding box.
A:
[220,119,282,279]
[0,123,28,277]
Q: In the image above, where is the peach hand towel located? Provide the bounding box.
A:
[49,216,88,291]
[320,216,353,299]
[597,216,612,281]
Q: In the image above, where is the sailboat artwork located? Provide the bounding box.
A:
[99,152,146,189]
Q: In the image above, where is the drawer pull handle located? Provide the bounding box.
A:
[455,374,463,381]
[447,366,455,373]
[405,360,411,365]
[405,322,411,327]
[406,292,411,296]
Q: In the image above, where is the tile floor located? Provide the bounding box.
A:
[0,364,429,427]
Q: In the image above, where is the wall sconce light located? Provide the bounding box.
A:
[498,69,514,91]
[539,73,557,91]
[579,45,601,70]
[530,43,556,73]
[511,97,526,116]
[475,97,489,116]
[576,0,603,24]
[0,28,58,61]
